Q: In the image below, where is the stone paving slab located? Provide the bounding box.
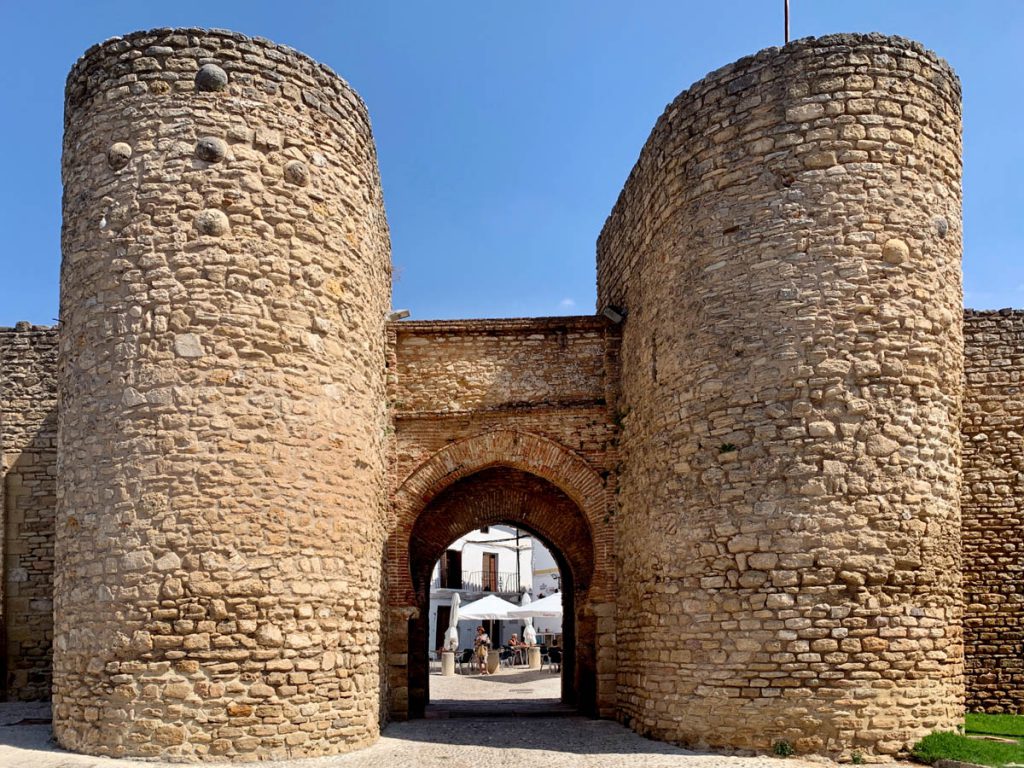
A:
[0,710,834,768]
[0,682,913,768]
[0,697,905,768]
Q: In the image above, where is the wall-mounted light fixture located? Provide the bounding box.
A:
[601,306,625,324]
[388,309,411,321]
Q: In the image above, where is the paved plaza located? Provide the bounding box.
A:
[427,665,567,716]
[0,674,837,767]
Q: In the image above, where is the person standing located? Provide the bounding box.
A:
[474,625,491,674]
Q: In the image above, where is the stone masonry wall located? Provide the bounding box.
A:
[56,29,391,761]
[388,317,619,485]
[963,310,1024,712]
[0,324,57,701]
[598,34,964,758]
[390,317,611,414]
[387,317,619,607]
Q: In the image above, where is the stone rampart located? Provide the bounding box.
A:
[598,34,964,757]
[963,310,1024,713]
[0,324,57,700]
[55,28,391,760]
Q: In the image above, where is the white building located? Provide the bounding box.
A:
[529,539,563,642]
[427,525,561,652]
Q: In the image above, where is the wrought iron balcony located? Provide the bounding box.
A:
[431,570,522,594]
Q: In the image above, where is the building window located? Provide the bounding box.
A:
[439,549,462,589]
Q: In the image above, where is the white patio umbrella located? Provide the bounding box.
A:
[457,593,519,621]
[519,592,537,645]
[443,592,460,651]
[507,591,563,618]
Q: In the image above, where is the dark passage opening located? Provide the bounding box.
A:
[404,467,596,719]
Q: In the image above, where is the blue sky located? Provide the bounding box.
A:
[1,1,1021,325]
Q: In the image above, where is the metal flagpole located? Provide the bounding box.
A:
[785,0,790,44]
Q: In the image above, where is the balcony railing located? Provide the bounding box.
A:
[432,570,522,593]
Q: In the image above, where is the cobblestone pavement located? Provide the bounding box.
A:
[0,697,829,768]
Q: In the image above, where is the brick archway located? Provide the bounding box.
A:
[408,467,592,715]
[394,430,607,530]
[386,430,616,721]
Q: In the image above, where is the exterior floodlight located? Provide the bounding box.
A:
[601,306,624,324]
[388,309,411,321]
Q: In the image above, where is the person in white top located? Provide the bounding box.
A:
[473,626,491,674]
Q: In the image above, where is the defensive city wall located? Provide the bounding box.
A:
[0,25,1021,763]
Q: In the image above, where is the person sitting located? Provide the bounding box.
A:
[507,633,524,665]
[498,646,513,667]
[473,625,491,674]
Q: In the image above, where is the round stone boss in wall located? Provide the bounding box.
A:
[56,29,391,760]
[597,34,963,759]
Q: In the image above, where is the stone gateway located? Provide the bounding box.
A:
[0,26,1021,763]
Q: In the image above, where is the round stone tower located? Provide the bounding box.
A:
[598,35,963,757]
[56,29,391,760]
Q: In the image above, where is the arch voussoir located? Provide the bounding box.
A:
[393,429,608,528]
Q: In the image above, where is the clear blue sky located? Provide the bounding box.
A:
[1,1,1021,325]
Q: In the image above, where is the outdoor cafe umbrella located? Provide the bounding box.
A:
[457,593,519,621]
[443,592,460,651]
[519,592,537,645]
[507,590,563,619]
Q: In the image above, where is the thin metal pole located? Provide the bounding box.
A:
[515,528,521,593]
[785,0,790,44]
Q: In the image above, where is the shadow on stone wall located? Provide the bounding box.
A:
[2,407,57,702]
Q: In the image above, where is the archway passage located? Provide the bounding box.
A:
[406,467,596,718]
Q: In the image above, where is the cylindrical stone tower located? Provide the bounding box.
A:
[56,29,391,760]
[599,34,963,758]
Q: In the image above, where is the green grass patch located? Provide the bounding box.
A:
[967,713,1024,739]
[912,731,1024,767]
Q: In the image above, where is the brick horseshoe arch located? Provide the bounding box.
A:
[385,429,616,720]
[394,430,607,526]
[408,468,595,602]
